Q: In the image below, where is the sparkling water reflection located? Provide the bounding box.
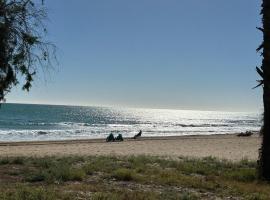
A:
[0,104,261,141]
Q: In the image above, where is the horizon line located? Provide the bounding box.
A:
[3,101,261,113]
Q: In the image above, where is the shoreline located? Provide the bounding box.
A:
[0,132,259,146]
[0,133,260,161]
[0,133,237,146]
[0,133,242,146]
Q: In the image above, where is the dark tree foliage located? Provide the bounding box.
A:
[0,0,55,102]
[257,0,270,180]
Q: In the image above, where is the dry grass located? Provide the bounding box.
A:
[0,155,269,199]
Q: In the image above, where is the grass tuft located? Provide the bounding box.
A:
[0,157,10,165]
[11,157,25,165]
[112,168,138,181]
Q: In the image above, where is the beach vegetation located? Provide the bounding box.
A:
[11,157,25,165]
[111,168,139,181]
[0,156,9,165]
[0,155,269,199]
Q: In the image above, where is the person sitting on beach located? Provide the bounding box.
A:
[133,130,142,139]
[106,133,115,142]
[115,134,124,141]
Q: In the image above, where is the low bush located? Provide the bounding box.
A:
[112,168,137,181]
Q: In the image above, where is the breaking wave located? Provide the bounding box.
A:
[0,103,261,142]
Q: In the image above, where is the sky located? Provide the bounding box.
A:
[7,0,263,112]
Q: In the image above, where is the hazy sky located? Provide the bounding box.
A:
[7,0,263,112]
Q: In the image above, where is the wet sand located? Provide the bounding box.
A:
[0,134,260,161]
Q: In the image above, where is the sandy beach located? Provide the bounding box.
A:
[0,134,260,161]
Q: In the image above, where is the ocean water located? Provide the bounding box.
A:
[0,103,261,142]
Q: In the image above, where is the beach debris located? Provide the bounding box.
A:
[237,131,254,137]
[115,134,124,142]
[133,130,142,139]
[106,133,115,142]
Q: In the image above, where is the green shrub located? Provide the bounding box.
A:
[26,162,86,183]
[26,172,46,182]
[112,168,137,181]
[92,193,117,200]
[92,191,158,200]
[0,157,10,165]
[32,157,55,169]
[224,168,257,182]
[83,163,95,175]
[49,163,85,182]
[0,186,56,200]
[179,192,198,200]
[11,157,25,165]
[245,193,269,200]
[69,169,86,181]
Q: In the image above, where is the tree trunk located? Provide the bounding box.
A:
[259,0,270,180]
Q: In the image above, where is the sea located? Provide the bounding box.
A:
[0,103,261,142]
